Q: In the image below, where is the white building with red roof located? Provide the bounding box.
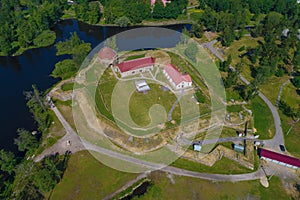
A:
[163,64,192,90]
[259,148,300,169]
[116,57,155,77]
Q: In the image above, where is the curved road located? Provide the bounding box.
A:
[36,40,286,181]
[36,101,264,181]
[203,40,284,151]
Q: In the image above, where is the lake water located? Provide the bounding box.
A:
[0,19,190,152]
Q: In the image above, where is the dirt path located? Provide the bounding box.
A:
[203,40,284,151]
[103,173,149,200]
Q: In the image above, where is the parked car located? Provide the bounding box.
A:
[279,144,286,152]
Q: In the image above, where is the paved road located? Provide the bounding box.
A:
[34,106,85,162]
[103,173,149,200]
[35,42,284,181]
[82,138,264,181]
[36,101,265,181]
[202,40,284,151]
[168,89,184,121]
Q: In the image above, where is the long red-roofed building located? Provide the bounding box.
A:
[163,64,192,90]
[116,57,155,77]
[259,148,300,169]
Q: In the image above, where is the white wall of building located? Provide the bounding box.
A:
[163,69,192,90]
[261,156,298,169]
[119,65,153,77]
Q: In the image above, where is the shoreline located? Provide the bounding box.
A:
[1,18,193,57]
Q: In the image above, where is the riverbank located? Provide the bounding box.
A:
[1,17,193,57]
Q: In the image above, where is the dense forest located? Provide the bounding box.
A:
[0,85,70,199]
[193,0,300,117]
[1,0,300,197]
[0,0,67,55]
[99,0,188,24]
[0,0,188,56]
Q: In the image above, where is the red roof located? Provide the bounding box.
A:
[117,57,155,73]
[164,64,192,85]
[259,148,300,167]
[98,47,116,60]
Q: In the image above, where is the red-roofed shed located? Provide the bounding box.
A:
[163,64,192,90]
[98,47,117,60]
[259,148,300,169]
[116,57,155,77]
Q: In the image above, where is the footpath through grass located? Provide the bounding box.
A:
[61,82,74,92]
[280,111,300,159]
[171,156,252,174]
[129,83,180,126]
[137,172,289,200]
[50,151,138,200]
[124,53,145,61]
[259,75,290,105]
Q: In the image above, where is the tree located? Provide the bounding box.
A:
[236,84,258,101]
[11,161,43,200]
[224,70,238,88]
[14,128,39,152]
[53,32,91,79]
[55,32,84,56]
[278,100,294,117]
[24,85,51,131]
[222,26,235,47]
[72,43,91,66]
[219,55,231,72]
[33,30,56,47]
[292,76,300,88]
[115,16,130,27]
[74,1,89,22]
[126,3,150,23]
[52,59,78,79]
[103,9,116,24]
[33,169,57,193]
[0,0,65,55]
[0,149,16,175]
[180,28,190,45]
[88,2,101,24]
[190,23,204,38]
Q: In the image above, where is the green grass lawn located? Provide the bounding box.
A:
[247,96,275,139]
[124,53,145,61]
[259,75,290,105]
[35,109,65,155]
[54,99,76,130]
[50,151,138,200]
[224,37,261,65]
[61,82,74,92]
[227,105,243,113]
[223,36,263,82]
[129,83,180,126]
[280,111,300,159]
[138,172,289,200]
[50,152,290,200]
[220,127,238,138]
[281,82,300,108]
[226,87,244,101]
[96,69,182,127]
[96,68,118,120]
[171,156,252,174]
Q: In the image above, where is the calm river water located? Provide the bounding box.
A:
[0,19,190,152]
